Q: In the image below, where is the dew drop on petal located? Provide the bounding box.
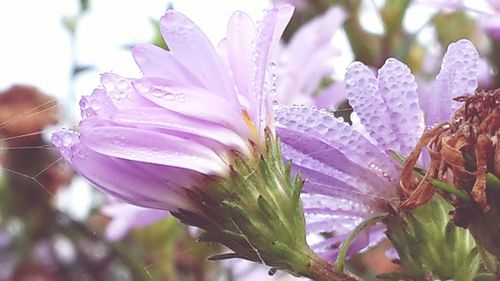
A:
[79,98,90,110]
[101,75,115,91]
[61,131,78,147]
[151,88,166,98]
[133,80,151,94]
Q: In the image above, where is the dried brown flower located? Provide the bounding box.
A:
[399,89,499,222]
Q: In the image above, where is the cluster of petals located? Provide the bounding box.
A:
[100,5,348,240]
[52,6,294,211]
[276,39,480,260]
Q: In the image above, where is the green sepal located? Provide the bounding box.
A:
[477,245,498,274]
[385,196,480,281]
[170,131,343,279]
[473,273,497,281]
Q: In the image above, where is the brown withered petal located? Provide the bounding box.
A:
[471,134,491,211]
[440,135,465,169]
[400,89,499,215]
[400,124,447,208]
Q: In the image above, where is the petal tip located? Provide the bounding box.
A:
[345,61,373,82]
[51,129,79,161]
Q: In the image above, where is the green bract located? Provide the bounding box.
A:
[171,129,356,281]
[383,196,479,281]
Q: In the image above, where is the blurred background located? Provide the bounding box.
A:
[0,0,498,280]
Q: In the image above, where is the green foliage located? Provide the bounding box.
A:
[434,11,477,47]
[171,130,352,280]
[150,19,169,50]
[381,0,410,35]
[384,196,480,281]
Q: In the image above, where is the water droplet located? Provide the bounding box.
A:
[62,133,75,147]
[79,98,90,110]
[133,80,151,93]
[467,79,477,91]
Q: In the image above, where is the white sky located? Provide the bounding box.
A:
[0,0,268,119]
[0,0,492,108]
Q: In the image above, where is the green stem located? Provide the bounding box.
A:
[305,254,361,281]
[430,179,472,203]
[334,214,388,273]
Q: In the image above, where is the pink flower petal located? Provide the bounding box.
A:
[132,43,203,87]
[422,39,479,126]
[79,119,228,176]
[159,10,238,107]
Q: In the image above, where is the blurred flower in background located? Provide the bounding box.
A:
[276,6,347,108]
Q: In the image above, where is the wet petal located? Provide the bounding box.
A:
[423,39,479,126]
[276,105,400,181]
[79,119,228,176]
[376,59,424,155]
[279,133,392,196]
[345,62,391,148]
[227,11,256,106]
[110,107,249,153]
[159,10,238,106]
[252,5,294,132]
[132,43,203,87]
[133,78,249,137]
[52,130,198,210]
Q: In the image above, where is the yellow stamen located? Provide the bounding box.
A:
[242,109,258,140]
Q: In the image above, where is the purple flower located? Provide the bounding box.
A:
[100,5,346,240]
[276,39,480,260]
[276,6,347,108]
[101,202,169,241]
[52,6,294,211]
[101,5,347,241]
